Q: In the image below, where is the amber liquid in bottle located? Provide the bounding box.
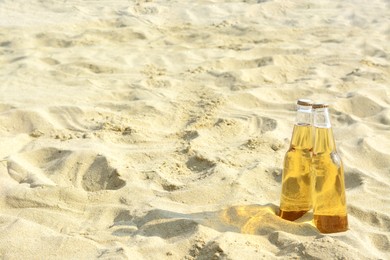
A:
[279,123,313,221]
[312,108,348,233]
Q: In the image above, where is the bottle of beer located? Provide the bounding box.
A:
[279,99,313,221]
[312,102,348,233]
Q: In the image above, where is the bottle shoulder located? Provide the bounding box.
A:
[285,147,312,158]
[313,151,343,168]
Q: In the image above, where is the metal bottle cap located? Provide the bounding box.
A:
[312,102,329,109]
[297,99,313,106]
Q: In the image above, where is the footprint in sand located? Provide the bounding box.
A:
[6,148,126,191]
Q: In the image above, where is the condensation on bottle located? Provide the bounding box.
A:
[279,99,313,221]
[312,102,348,233]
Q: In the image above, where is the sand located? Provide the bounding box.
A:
[0,0,389,259]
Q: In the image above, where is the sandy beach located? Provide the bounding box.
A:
[0,0,389,259]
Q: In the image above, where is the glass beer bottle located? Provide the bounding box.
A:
[312,103,348,233]
[279,99,313,221]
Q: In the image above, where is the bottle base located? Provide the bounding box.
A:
[314,215,348,233]
[278,209,308,221]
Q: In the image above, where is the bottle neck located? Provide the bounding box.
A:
[290,104,313,150]
[313,108,336,153]
[313,107,331,128]
[290,124,313,150]
[314,127,336,153]
[295,105,312,126]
